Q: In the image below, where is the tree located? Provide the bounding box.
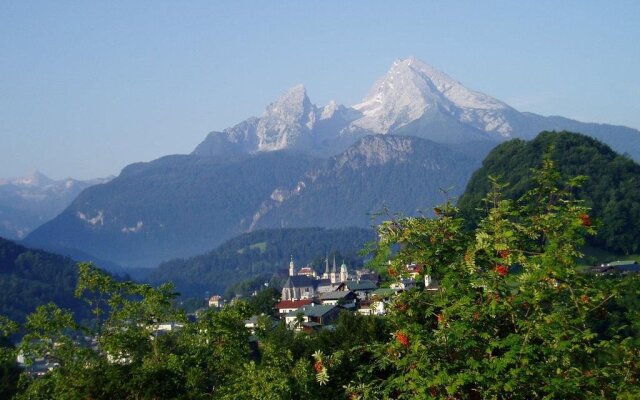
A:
[335,159,640,399]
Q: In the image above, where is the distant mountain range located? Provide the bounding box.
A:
[26,135,481,268]
[0,171,112,240]
[24,57,640,269]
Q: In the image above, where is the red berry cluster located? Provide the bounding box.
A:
[579,213,592,227]
[495,264,508,276]
[395,331,409,347]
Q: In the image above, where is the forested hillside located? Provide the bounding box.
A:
[147,227,375,297]
[458,131,640,254]
[0,237,89,323]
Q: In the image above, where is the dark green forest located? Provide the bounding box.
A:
[148,227,375,297]
[458,131,640,254]
[0,238,89,323]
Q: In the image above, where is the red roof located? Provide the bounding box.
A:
[274,299,313,309]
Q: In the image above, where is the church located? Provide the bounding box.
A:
[281,255,352,301]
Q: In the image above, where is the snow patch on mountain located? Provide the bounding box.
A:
[121,221,144,233]
[249,181,307,231]
[77,211,104,226]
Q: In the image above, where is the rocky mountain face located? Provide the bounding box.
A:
[26,136,481,268]
[25,153,317,268]
[250,135,479,230]
[0,171,111,239]
[194,57,640,161]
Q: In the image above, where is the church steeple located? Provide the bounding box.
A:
[289,255,295,277]
[340,260,348,283]
[330,254,338,284]
[324,255,330,277]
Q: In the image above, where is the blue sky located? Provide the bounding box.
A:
[1,1,639,179]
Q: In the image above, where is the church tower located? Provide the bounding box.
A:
[340,260,348,283]
[323,255,330,279]
[330,255,338,284]
[289,255,295,277]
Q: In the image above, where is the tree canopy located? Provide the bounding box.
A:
[458,131,640,255]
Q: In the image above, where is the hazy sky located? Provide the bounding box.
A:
[1,1,639,180]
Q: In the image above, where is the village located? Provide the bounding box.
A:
[207,255,441,334]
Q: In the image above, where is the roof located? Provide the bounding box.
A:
[346,280,378,291]
[275,299,313,309]
[371,288,396,298]
[320,291,354,301]
[283,275,316,289]
[606,260,639,267]
[316,278,333,287]
[286,304,339,318]
[425,280,440,290]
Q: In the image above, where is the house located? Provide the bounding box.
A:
[244,315,279,334]
[319,291,357,309]
[297,266,316,277]
[356,300,374,316]
[390,277,417,291]
[356,269,381,284]
[424,275,440,291]
[274,299,313,316]
[284,304,342,330]
[369,288,396,315]
[406,263,425,279]
[208,295,224,308]
[344,280,378,300]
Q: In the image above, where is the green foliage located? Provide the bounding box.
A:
[458,131,640,254]
[0,237,90,323]
[0,316,20,398]
[246,287,281,316]
[345,157,640,399]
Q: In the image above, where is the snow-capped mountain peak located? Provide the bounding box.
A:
[192,56,640,159]
[350,57,513,136]
[12,170,56,187]
[256,84,318,151]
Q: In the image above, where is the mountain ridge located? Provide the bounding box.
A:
[0,171,112,240]
[193,57,640,161]
[27,135,483,268]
